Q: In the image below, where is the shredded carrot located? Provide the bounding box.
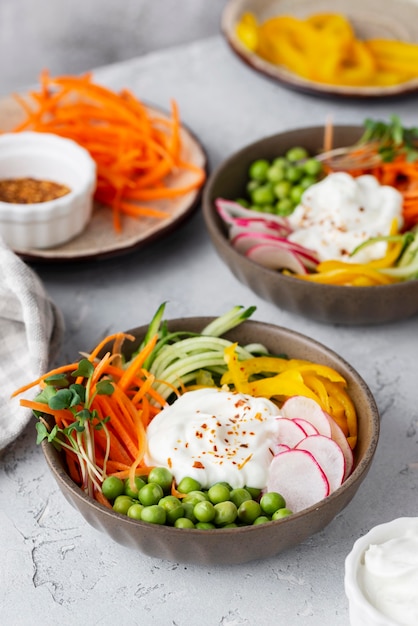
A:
[323,119,418,230]
[9,71,206,232]
[15,332,168,506]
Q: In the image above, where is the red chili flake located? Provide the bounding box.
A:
[195,431,203,439]
[240,443,249,448]
[167,457,172,468]
[201,423,208,429]
[193,461,205,469]
[213,445,218,452]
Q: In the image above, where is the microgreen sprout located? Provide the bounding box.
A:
[360,115,418,163]
[34,358,114,496]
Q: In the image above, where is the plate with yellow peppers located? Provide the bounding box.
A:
[222,0,418,98]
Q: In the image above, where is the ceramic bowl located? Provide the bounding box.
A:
[0,131,96,249]
[222,0,418,98]
[41,317,380,565]
[202,125,418,325]
[345,517,418,625]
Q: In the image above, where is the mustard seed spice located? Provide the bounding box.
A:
[0,177,71,204]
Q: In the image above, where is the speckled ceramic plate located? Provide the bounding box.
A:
[222,0,418,98]
[0,94,207,262]
[41,317,380,565]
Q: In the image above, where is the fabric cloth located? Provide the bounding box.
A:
[0,237,64,452]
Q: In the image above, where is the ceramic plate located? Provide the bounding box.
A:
[222,0,418,98]
[0,94,207,262]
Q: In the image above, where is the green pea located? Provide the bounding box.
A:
[229,488,252,508]
[273,180,292,200]
[127,503,144,520]
[195,522,216,530]
[285,165,303,183]
[272,508,293,520]
[182,490,209,506]
[147,467,173,493]
[194,500,216,523]
[272,156,288,168]
[303,157,323,176]
[138,482,164,506]
[290,185,304,205]
[223,523,239,528]
[246,179,260,195]
[251,184,276,206]
[248,159,270,182]
[245,487,261,499]
[207,483,231,504]
[182,501,197,523]
[266,164,286,183]
[177,476,201,493]
[124,476,146,498]
[158,495,184,524]
[174,517,195,529]
[286,146,309,162]
[101,476,124,501]
[275,198,295,216]
[140,504,166,525]
[260,492,286,516]
[213,501,238,526]
[237,499,262,524]
[300,175,317,190]
[113,495,135,515]
[253,515,271,525]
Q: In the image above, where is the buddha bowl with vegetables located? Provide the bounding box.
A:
[202,123,418,325]
[20,304,380,564]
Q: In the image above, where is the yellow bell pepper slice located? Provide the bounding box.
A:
[220,355,346,385]
[247,369,321,404]
[235,12,259,51]
[223,342,250,394]
[320,378,358,447]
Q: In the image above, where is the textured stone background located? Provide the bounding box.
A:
[0,0,225,95]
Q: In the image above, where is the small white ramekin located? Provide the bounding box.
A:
[0,132,96,249]
[345,517,418,626]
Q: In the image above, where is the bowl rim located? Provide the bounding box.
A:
[42,316,380,537]
[202,124,418,295]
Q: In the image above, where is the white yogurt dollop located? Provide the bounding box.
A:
[145,387,282,488]
[287,172,403,262]
[359,527,418,625]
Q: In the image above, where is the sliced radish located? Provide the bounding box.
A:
[246,243,308,274]
[215,198,292,232]
[266,449,330,513]
[229,222,290,240]
[271,443,291,455]
[293,418,319,436]
[281,396,332,437]
[274,417,307,448]
[295,435,345,493]
[324,415,354,481]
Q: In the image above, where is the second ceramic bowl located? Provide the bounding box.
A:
[202,125,418,325]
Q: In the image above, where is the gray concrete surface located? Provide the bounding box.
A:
[0,0,225,95]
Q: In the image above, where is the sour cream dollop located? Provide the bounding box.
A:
[287,172,403,262]
[145,388,282,488]
[359,527,418,625]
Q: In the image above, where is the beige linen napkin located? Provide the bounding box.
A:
[0,237,64,452]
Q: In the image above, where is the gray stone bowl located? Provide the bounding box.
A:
[202,126,418,325]
[41,317,380,565]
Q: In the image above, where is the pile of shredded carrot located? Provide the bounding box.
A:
[11,70,206,232]
[12,332,174,508]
